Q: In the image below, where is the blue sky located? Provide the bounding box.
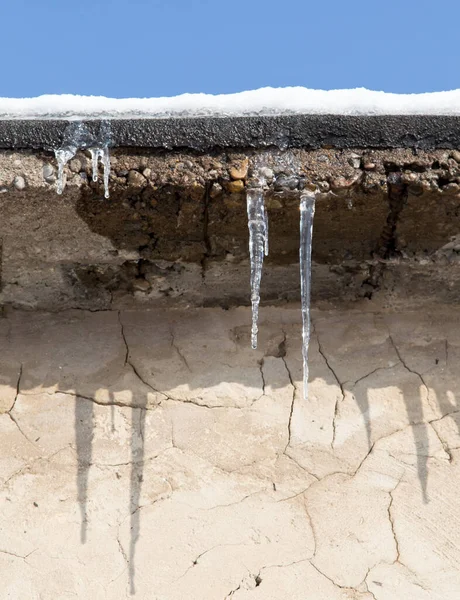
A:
[2,0,458,98]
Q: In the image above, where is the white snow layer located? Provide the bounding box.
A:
[1,87,460,120]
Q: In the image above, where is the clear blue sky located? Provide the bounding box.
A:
[2,0,459,98]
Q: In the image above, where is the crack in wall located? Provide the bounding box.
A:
[428,422,453,462]
[225,579,244,598]
[2,446,74,490]
[303,477,404,595]
[387,332,438,417]
[362,172,408,298]
[258,358,266,397]
[302,497,318,559]
[281,452,320,481]
[34,385,245,412]
[387,479,403,564]
[0,548,37,564]
[313,326,345,449]
[176,543,246,582]
[360,567,379,600]
[169,328,191,372]
[6,365,36,446]
[376,172,408,259]
[388,334,429,394]
[117,310,168,401]
[275,485,316,503]
[351,363,399,387]
[113,535,129,587]
[280,331,296,451]
[8,363,22,413]
[430,408,460,425]
[308,559,358,592]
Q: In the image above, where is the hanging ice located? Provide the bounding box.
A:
[263,203,269,256]
[90,148,100,182]
[300,190,316,401]
[101,147,110,199]
[54,121,111,198]
[247,188,269,349]
[98,121,111,200]
[89,146,110,198]
[55,122,92,194]
[55,146,77,195]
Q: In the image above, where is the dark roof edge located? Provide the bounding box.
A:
[1,115,460,151]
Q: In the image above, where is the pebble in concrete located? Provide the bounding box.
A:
[13,175,26,190]
[42,163,56,183]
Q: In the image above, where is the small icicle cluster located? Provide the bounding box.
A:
[246,188,269,349]
[54,121,111,198]
[299,190,316,401]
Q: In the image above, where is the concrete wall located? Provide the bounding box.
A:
[1,134,460,598]
[1,305,460,598]
[1,147,460,310]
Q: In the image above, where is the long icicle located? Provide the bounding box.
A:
[247,188,268,349]
[300,190,316,400]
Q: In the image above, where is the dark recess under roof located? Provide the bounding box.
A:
[0,115,460,151]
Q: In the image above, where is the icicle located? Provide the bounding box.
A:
[101,146,110,199]
[89,148,101,182]
[263,204,269,256]
[98,121,111,199]
[300,190,316,400]
[247,188,268,349]
[54,146,77,195]
[88,146,110,198]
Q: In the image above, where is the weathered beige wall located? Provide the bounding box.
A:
[1,304,459,599]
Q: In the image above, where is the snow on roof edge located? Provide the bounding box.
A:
[1,87,460,120]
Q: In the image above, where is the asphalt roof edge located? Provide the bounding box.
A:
[1,115,460,151]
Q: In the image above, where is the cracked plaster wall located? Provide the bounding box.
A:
[1,304,460,599]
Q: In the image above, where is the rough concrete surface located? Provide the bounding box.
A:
[1,147,460,311]
[2,115,460,151]
[1,304,460,599]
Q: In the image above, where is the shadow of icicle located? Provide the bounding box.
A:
[75,398,94,544]
[129,402,147,595]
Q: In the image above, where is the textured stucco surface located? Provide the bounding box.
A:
[2,115,460,150]
[1,305,460,599]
